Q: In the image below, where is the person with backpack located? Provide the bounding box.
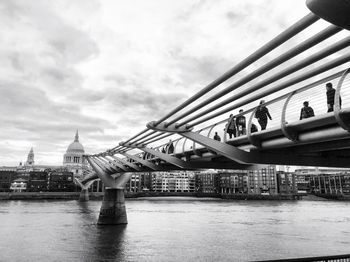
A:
[213,132,221,141]
[299,101,315,120]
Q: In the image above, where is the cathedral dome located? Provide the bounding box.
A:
[63,130,87,177]
[66,130,85,153]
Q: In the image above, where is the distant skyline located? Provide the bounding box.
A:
[0,1,312,165]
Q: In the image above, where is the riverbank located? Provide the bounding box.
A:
[0,191,303,200]
[0,192,80,200]
[314,193,350,200]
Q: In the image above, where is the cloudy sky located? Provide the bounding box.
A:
[0,0,330,165]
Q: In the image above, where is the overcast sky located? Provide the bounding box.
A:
[0,0,321,165]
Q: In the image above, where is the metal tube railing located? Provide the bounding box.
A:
[92,11,350,158]
[187,53,350,128]
[128,130,157,145]
[113,70,346,161]
[136,131,164,145]
[165,25,342,127]
[98,69,345,158]
[144,133,173,145]
[152,70,344,150]
[179,37,350,128]
[153,13,319,127]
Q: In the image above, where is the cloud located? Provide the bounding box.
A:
[0,0,329,165]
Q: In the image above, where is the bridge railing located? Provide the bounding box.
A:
[88,2,350,170]
[116,67,348,163]
[214,69,349,142]
[107,67,349,167]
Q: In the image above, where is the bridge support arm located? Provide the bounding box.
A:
[92,156,115,173]
[96,156,121,173]
[101,156,129,172]
[75,177,99,202]
[147,121,253,164]
[108,155,142,171]
[120,152,163,171]
[139,147,193,169]
[85,156,118,188]
[180,132,252,164]
[81,171,99,184]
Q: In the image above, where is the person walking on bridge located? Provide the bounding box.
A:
[255,100,272,130]
[326,82,341,112]
[166,140,174,154]
[300,101,315,120]
[236,109,246,136]
[225,114,237,139]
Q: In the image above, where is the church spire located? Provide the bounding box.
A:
[74,130,79,142]
[26,147,34,166]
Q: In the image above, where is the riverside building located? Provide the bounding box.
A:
[217,166,278,195]
[309,173,350,196]
[151,171,196,192]
[195,171,220,194]
[124,173,152,193]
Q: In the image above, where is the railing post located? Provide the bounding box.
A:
[334,68,350,131]
[281,91,299,141]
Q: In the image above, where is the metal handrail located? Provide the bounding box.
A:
[110,69,346,162]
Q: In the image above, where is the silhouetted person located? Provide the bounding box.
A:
[236,109,246,136]
[326,82,341,112]
[300,101,315,120]
[167,140,174,154]
[213,132,221,141]
[255,100,272,130]
[225,114,237,139]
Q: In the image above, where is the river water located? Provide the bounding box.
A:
[0,197,349,261]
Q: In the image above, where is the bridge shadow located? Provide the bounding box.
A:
[77,201,97,222]
[93,225,127,261]
[77,201,128,261]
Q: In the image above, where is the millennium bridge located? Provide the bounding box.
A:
[77,0,350,225]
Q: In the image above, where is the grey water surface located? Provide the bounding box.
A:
[0,197,349,261]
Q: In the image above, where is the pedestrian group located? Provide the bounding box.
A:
[218,82,341,141]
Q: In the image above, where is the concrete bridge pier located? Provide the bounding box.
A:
[79,188,89,202]
[98,188,127,225]
[85,156,132,225]
[75,178,98,202]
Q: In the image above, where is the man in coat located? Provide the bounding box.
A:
[255,100,272,130]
